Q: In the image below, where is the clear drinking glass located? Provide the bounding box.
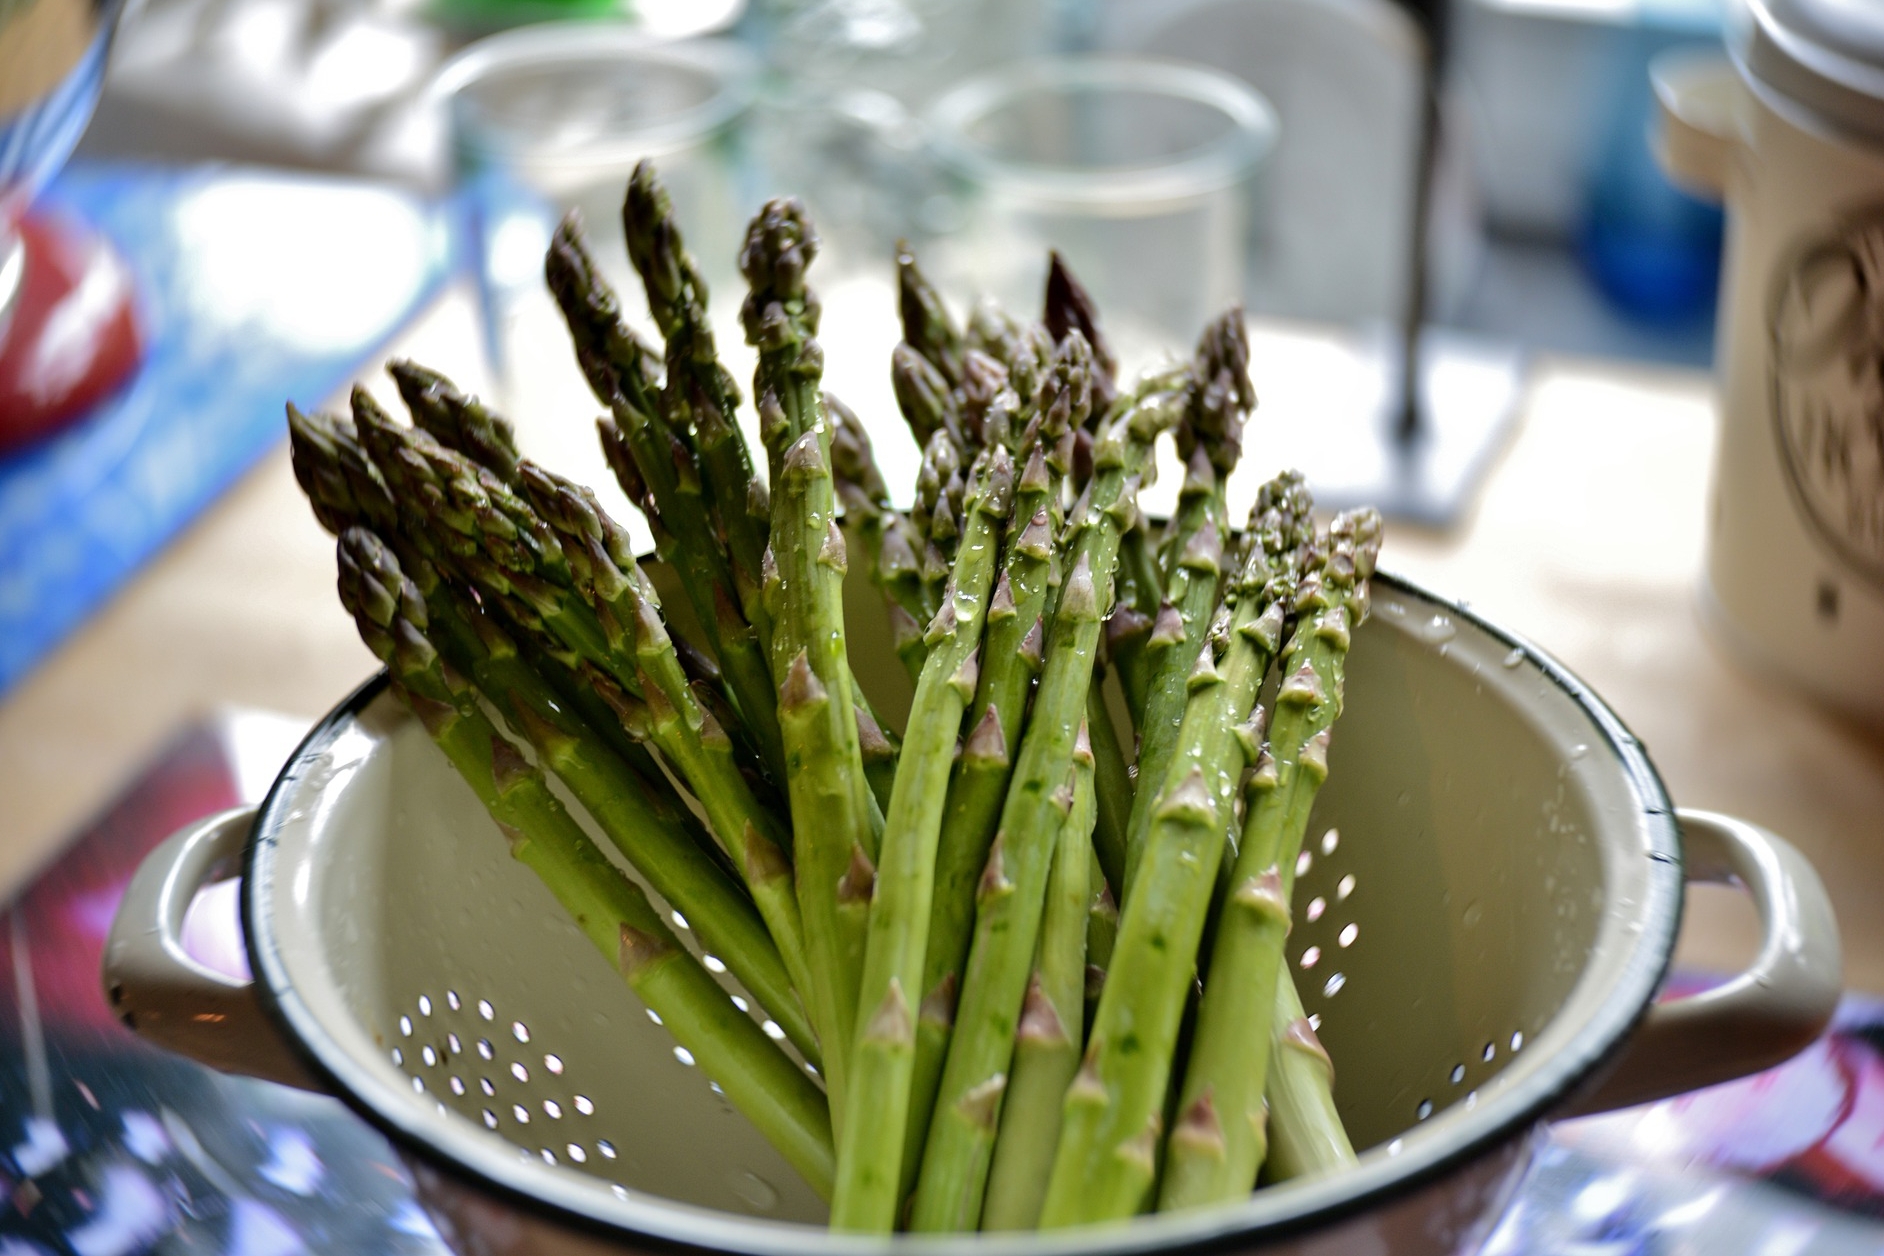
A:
[437,26,757,534]
[924,56,1276,375]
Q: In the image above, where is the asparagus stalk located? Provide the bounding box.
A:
[348,396,815,1029]
[831,448,1014,1231]
[515,463,815,1011]
[1157,507,1379,1212]
[1121,312,1256,900]
[899,335,1091,1184]
[335,527,833,1195]
[897,241,965,387]
[1263,972,1355,1182]
[622,161,773,641]
[1039,475,1313,1228]
[829,390,932,676]
[981,726,1095,1231]
[909,365,1189,1232]
[288,402,686,824]
[435,586,820,1066]
[1084,679,1133,899]
[742,197,880,1127]
[1044,251,1119,414]
[544,220,787,785]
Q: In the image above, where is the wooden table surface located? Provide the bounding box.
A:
[4,308,1882,993]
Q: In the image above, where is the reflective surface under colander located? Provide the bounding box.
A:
[243,571,1681,1254]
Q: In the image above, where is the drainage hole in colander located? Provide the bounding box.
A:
[761,1020,785,1041]
[544,1100,562,1118]
[675,1047,696,1066]
[1337,874,1355,901]
[541,1149,557,1165]
[411,1077,425,1094]
[671,911,690,931]
[478,1038,495,1060]
[1416,1099,1433,1120]
[647,1009,663,1025]
[1305,897,1325,923]
[731,996,749,1012]
[447,990,461,1011]
[1321,829,1339,855]
[481,1078,495,1096]
[574,1095,594,1115]
[599,1140,617,1159]
[478,999,495,1021]
[1510,1031,1524,1052]
[450,1077,465,1096]
[1482,1041,1495,1063]
[1299,946,1320,969]
[512,1021,531,1043]
[1465,1091,1479,1110]
[1307,1013,1321,1031]
[448,1033,462,1054]
[611,1184,628,1199]
[391,1048,403,1066]
[419,995,433,1016]
[545,1053,564,1074]
[1322,972,1346,997]
[1338,923,1358,947]
[513,1104,530,1123]
[511,1062,529,1082]
[400,1016,413,1036]
[483,1109,497,1129]
[567,1144,587,1163]
[1449,1064,1465,1085]
[1295,851,1312,877]
[421,1046,437,1067]
[703,955,727,974]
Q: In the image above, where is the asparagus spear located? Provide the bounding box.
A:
[742,197,880,1128]
[909,364,1189,1232]
[1157,506,1379,1212]
[289,402,680,810]
[897,240,965,387]
[621,161,772,640]
[831,448,1014,1231]
[893,342,962,452]
[1263,972,1354,1182]
[349,394,816,1028]
[1044,251,1119,414]
[436,585,820,1065]
[335,527,833,1195]
[828,390,932,669]
[544,219,787,785]
[515,463,816,1010]
[899,335,1091,1184]
[388,360,522,486]
[981,725,1095,1231]
[1039,474,1313,1228]
[1122,312,1256,900]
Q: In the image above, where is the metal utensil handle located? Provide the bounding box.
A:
[1567,808,1843,1116]
[101,805,319,1090]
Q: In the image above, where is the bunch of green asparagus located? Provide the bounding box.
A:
[288,159,1383,1232]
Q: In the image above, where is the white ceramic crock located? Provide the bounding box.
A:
[1654,0,1884,723]
[102,571,1841,1255]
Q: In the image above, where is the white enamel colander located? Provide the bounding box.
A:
[103,570,1841,1256]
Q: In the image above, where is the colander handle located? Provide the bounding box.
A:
[101,806,321,1091]
[1565,809,1842,1116]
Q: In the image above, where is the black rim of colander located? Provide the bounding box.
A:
[244,569,1684,1256]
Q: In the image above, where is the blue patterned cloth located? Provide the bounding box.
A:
[0,162,450,694]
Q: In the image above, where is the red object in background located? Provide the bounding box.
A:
[0,209,142,453]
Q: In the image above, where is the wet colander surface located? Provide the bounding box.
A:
[244,571,1680,1245]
